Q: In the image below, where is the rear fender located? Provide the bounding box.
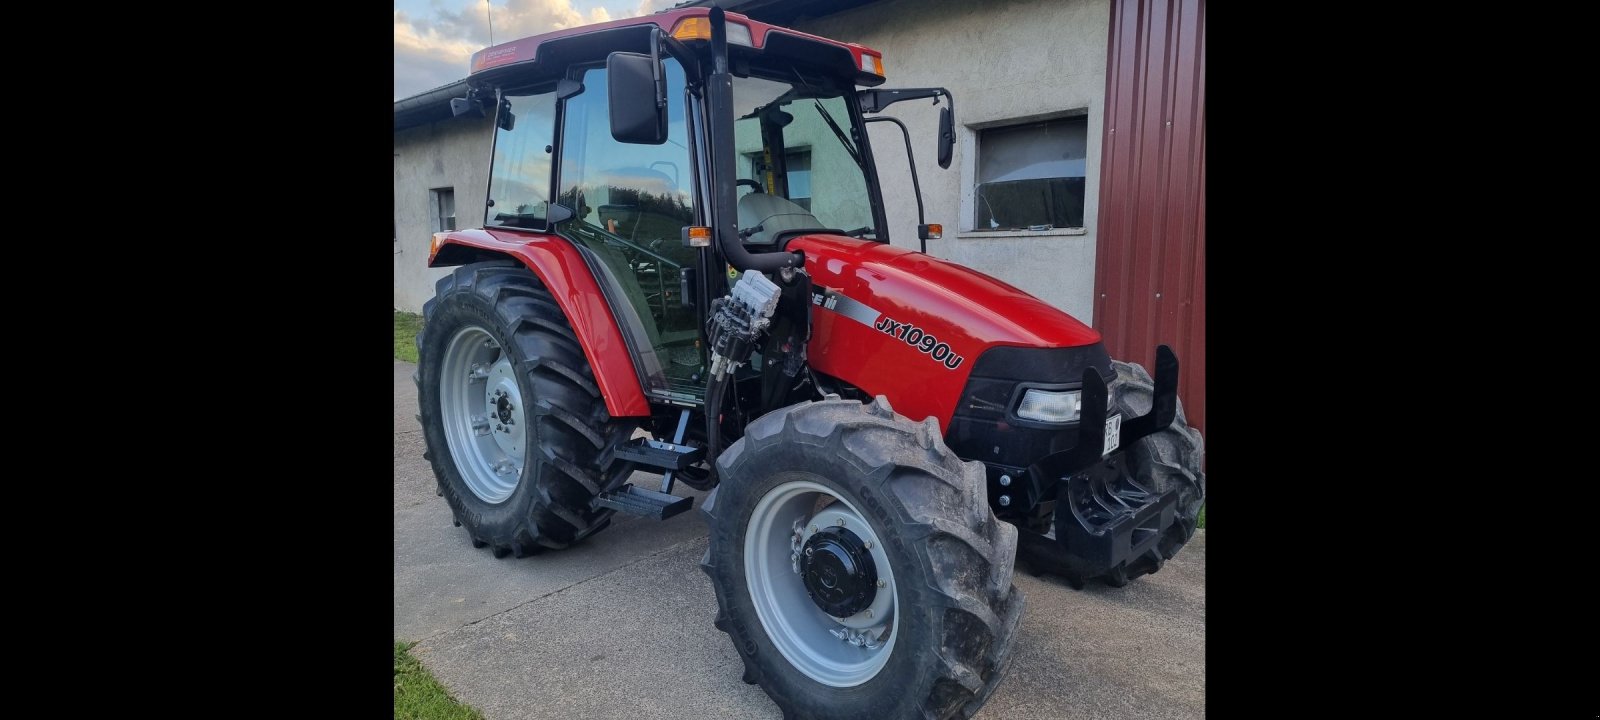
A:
[430,228,651,418]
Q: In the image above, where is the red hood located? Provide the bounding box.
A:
[789,235,1100,426]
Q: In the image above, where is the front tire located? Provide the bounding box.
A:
[702,396,1023,720]
[416,260,635,557]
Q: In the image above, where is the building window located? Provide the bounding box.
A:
[745,149,813,211]
[429,187,456,232]
[972,116,1087,231]
[784,151,812,211]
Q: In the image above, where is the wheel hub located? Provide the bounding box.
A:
[484,361,524,461]
[440,326,527,504]
[800,527,878,618]
[746,481,899,687]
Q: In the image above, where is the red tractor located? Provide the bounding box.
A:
[415,7,1203,718]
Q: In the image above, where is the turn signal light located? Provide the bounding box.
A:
[429,232,448,263]
[684,226,713,247]
[861,52,885,77]
[925,223,942,239]
[672,17,753,46]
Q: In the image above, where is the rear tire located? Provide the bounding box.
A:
[703,396,1023,720]
[1058,359,1205,585]
[416,260,635,556]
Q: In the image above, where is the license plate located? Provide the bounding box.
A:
[1102,414,1122,456]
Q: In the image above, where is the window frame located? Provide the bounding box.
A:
[958,109,1093,239]
[484,80,561,232]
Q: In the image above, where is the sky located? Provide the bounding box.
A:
[395,0,682,100]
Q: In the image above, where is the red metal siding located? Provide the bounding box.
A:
[1094,0,1206,434]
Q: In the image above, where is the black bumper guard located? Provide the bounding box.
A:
[1017,345,1185,588]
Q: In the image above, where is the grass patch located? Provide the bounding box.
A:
[395,641,483,720]
[395,311,424,363]
[1196,503,1205,529]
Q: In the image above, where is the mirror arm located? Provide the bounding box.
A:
[659,32,696,75]
[863,116,925,252]
[857,87,954,115]
[450,85,490,118]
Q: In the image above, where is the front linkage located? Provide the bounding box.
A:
[1015,345,1187,589]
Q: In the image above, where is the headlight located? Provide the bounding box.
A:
[1015,388,1081,423]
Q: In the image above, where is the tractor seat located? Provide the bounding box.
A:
[737,192,826,246]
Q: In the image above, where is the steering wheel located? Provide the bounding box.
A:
[737,179,764,193]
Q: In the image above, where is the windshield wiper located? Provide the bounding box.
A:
[814,101,863,169]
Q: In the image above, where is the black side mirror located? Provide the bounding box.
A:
[937,106,953,169]
[607,51,667,145]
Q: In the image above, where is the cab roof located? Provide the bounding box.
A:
[467,6,885,88]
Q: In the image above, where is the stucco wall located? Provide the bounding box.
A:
[793,0,1110,323]
[393,114,494,313]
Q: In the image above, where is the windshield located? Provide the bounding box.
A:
[731,74,877,241]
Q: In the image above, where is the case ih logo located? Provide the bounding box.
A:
[873,316,965,370]
[812,288,965,370]
[475,46,519,70]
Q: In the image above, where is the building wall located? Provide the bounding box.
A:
[1094,0,1206,433]
[792,0,1111,323]
[393,114,494,313]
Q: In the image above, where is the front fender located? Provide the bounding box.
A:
[430,228,651,418]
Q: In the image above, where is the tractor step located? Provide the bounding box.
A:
[604,437,706,472]
[593,483,694,520]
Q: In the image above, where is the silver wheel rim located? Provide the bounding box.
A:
[744,479,898,687]
[439,326,526,504]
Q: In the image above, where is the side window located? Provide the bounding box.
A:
[488,90,559,228]
[556,60,703,399]
[429,187,456,232]
[972,115,1088,231]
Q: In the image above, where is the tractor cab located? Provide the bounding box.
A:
[453,7,948,404]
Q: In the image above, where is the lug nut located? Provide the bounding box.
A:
[999,495,1011,507]
[876,580,887,588]
[999,474,1012,487]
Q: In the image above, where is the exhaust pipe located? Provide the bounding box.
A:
[706,7,801,273]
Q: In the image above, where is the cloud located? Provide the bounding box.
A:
[395,0,681,100]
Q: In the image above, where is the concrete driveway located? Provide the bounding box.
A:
[395,360,1205,719]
